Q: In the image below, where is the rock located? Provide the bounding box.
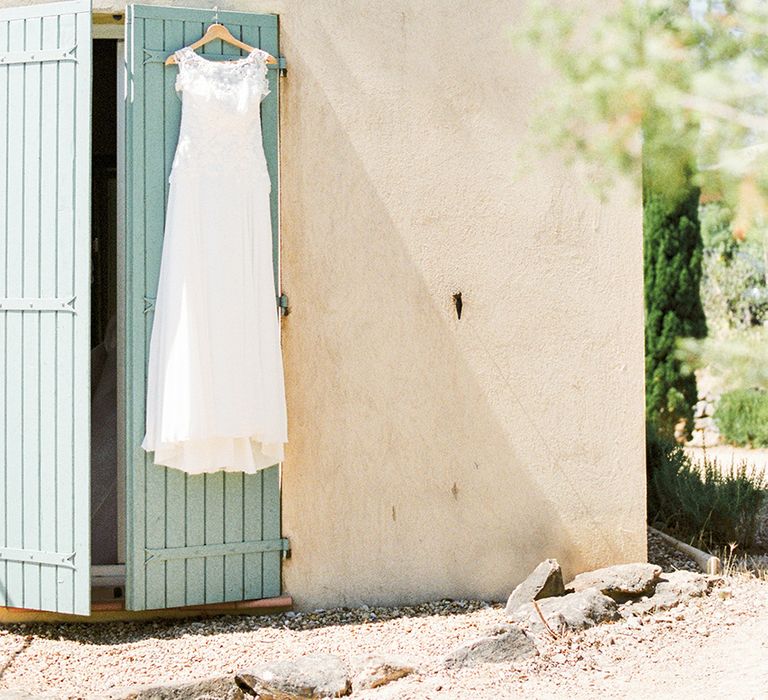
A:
[511,588,620,634]
[694,400,711,419]
[567,563,662,602]
[350,655,414,691]
[235,655,351,699]
[626,570,714,614]
[102,676,241,699]
[505,559,565,614]
[444,624,536,668]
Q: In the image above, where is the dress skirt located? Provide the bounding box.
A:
[141,163,287,474]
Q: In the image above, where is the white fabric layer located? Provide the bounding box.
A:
[142,46,287,474]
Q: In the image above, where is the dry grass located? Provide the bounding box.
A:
[720,542,768,581]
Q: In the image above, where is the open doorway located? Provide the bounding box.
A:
[90,36,125,601]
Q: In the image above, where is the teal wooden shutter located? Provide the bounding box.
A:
[124,4,286,611]
[0,0,92,615]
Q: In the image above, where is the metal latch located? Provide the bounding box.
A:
[278,294,290,316]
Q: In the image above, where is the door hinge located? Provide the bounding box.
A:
[278,293,290,316]
[144,538,290,564]
[0,297,75,313]
[0,46,77,66]
[273,55,287,77]
[0,547,76,569]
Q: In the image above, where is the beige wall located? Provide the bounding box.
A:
[9,0,647,609]
[275,0,646,609]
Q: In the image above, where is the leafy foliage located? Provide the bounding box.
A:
[520,0,768,215]
[714,388,768,447]
[701,248,768,333]
[700,201,737,252]
[645,184,706,437]
[699,202,768,334]
[647,426,766,549]
[521,0,768,395]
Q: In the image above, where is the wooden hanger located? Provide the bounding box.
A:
[165,9,277,66]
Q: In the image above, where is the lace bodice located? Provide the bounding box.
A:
[169,46,272,184]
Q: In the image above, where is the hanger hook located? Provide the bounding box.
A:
[212,5,219,23]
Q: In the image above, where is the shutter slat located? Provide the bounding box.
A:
[53,6,77,615]
[125,3,147,611]
[258,20,282,601]
[243,470,264,600]
[161,15,187,610]
[22,12,43,612]
[71,2,91,618]
[140,14,168,612]
[177,18,206,610]
[224,472,245,602]
[204,472,225,603]
[5,13,27,610]
[0,10,10,609]
[38,9,61,612]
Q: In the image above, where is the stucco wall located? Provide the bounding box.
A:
[8,0,647,609]
[272,0,645,609]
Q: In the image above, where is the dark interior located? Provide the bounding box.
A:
[90,38,119,568]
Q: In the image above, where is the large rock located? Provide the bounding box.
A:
[235,655,351,699]
[626,570,714,615]
[505,559,565,614]
[567,563,662,602]
[350,655,414,691]
[444,624,536,668]
[511,587,619,634]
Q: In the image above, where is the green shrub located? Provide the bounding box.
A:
[646,427,766,549]
[644,183,707,439]
[714,389,768,447]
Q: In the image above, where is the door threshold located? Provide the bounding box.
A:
[91,563,126,589]
[0,595,293,624]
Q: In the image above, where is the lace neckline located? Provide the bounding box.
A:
[176,46,265,68]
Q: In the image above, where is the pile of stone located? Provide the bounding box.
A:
[227,560,715,698]
[445,559,714,670]
[689,397,721,446]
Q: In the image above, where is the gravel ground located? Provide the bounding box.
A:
[1,532,767,699]
[646,528,700,573]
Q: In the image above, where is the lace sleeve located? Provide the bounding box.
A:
[250,48,271,101]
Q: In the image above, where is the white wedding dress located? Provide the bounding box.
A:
[141,46,287,474]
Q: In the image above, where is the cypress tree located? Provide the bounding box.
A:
[644,183,707,439]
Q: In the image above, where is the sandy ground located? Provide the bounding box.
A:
[470,575,768,700]
[686,443,768,478]
[1,545,767,698]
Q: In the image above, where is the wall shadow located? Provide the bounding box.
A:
[275,1,645,609]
